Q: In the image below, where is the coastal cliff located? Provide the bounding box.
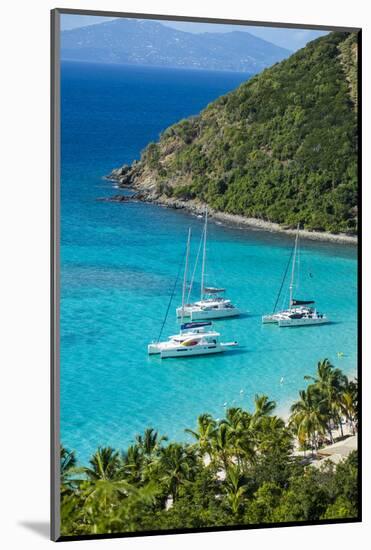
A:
[108,32,358,241]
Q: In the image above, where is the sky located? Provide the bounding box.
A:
[60,15,329,52]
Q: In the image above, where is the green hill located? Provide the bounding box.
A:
[111,31,358,234]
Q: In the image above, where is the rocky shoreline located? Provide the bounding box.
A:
[106,167,358,245]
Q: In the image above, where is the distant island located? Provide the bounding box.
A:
[108,32,358,241]
[60,18,290,73]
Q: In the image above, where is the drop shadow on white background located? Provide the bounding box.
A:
[18,522,49,540]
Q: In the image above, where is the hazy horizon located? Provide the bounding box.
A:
[60,14,328,52]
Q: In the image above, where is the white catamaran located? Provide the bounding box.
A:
[176,209,240,320]
[148,321,238,358]
[262,225,328,327]
[148,228,238,358]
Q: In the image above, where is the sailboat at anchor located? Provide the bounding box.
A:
[147,228,238,358]
[262,225,328,327]
[176,209,241,320]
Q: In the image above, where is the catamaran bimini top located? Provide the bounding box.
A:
[170,330,220,343]
[203,287,226,294]
[170,321,218,341]
[181,321,212,331]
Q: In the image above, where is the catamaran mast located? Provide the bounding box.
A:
[186,225,204,303]
[200,208,208,300]
[289,224,300,307]
[181,228,192,322]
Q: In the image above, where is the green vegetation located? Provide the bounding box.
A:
[61,360,358,536]
[131,32,358,234]
[338,33,358,110]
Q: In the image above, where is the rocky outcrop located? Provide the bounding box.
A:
[96,194,137,203]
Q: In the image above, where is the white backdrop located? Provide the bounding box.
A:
[0,0,369,548]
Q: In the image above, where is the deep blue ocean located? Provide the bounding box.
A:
[60,61,357,464]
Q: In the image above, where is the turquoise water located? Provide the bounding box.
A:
[60,62,357,464]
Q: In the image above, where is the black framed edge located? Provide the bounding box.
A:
[50,8,362,542]
[356,27,362,527]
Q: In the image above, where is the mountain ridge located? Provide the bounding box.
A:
[61,18,291,73]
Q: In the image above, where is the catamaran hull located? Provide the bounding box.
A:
[176,303,240,319]
[148,342,238,358]
[161,344,224,358]
[278,317,328,327]
[262,315,280,324]
[190,308,240,320]
[262,307,315,324]
[176,306,192,318]
[148,343,164,355]
[160,342,237,358]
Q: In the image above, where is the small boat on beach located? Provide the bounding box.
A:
[176,209,241,320]
[262,225,328,327]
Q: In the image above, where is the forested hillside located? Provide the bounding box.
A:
[112,32,358,234]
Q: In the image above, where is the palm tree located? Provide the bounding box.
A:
[75,447,133,522]
[109,481,159,532]
[121,444,144,484]
[349,379,358,427]
[81,476,158,529]
[185,413,216,458]
[304,359,347,440]
[120,429,167,485]
[255,415,292,456]
[224,407,244,426]
[84,447,121,481]
[210,422,234,470]
[289,388,327,455]
[135,428,167,458]
[158,443,199,502]
[61,445,77,484]
[339,380,358,435]
[252,394,277,424]
[220,408,256,468]
[224,464,248,515]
